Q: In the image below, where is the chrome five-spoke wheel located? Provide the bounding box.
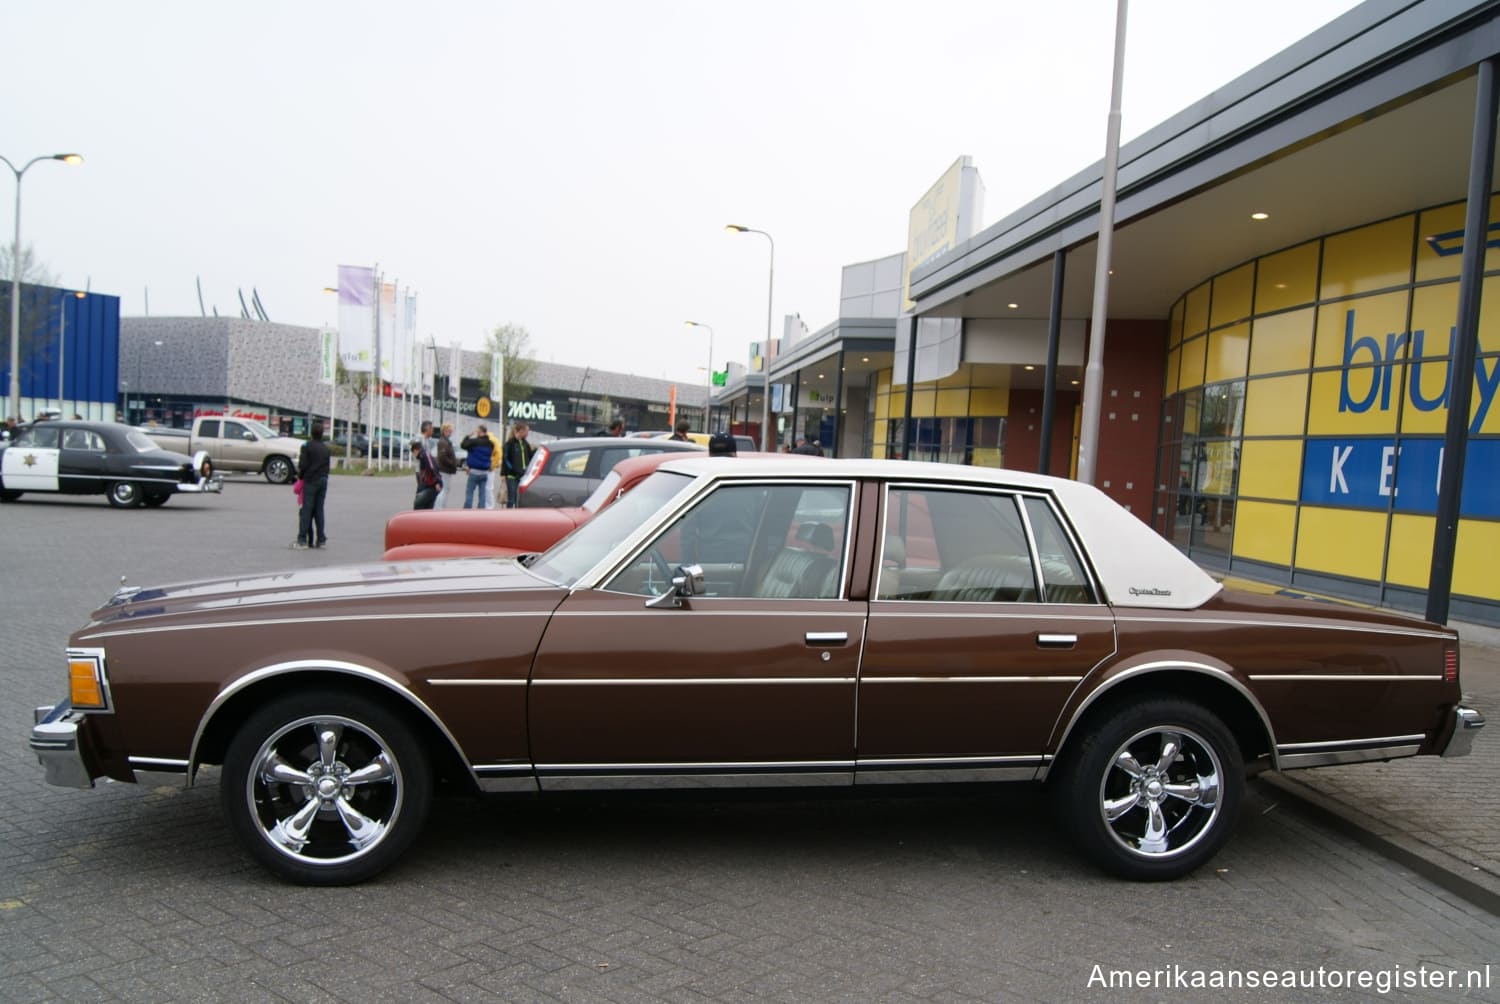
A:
[1059,697,1242,880]
[223,691,431,884]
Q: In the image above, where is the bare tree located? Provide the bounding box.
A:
[0,243,57,286]
[481,322,537,413]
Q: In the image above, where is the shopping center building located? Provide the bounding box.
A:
[744,0,1500,624]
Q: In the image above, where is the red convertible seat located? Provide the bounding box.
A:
[932,555,1038,603]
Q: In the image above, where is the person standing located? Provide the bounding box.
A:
[594,417,625,437]
[502,420,534,509]
[460,424,494,509]
[669,418,692,441]
[294,420,331,549]
[419,419,436,459]
[411,439,441,509]
[434,422,458,509]
[485,424,504,509]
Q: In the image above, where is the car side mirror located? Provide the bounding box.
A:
[242,431,255,441]
[645,563,706,608]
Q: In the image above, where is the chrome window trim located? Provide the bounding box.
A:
[574,476,860,594]
[1046,658,1280,774]
[188,659,479,789]
[427,678,527,686]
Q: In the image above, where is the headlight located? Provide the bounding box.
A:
[67,647,112,712]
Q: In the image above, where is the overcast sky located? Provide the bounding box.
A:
[7,0,1360,387]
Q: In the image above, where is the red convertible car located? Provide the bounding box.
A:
[383,452,687,561]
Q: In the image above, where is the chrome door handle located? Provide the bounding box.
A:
[805,631,848,647]
[1036,633,1078,648]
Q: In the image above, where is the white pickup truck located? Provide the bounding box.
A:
[141,417,304,484]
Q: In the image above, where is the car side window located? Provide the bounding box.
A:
[18,426,61,449]
[548,448,590,477]
[603,483,851,600]
[62,429,104,451]
[223,421,249,440]
[199,420,220,438]
[1023,497,1096,604]
[879,487,1037,603]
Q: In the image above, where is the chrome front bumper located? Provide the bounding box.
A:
[31,701,95,788]
[1441,706,1485,758]
[177,473,224,494]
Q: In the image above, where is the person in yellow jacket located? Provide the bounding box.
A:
[485,425,504,509]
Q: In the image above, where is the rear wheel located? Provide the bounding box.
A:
[106,481,144,508]
[221,690,433,885]
[0,489,21,502]
[1057,697,1242,880]
[143,491,171,507]
[264,455,294,484]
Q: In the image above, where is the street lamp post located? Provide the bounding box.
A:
[726,225,775,451]
[684,320,714,433]
[3,152,83,421]
[57,288,85,414]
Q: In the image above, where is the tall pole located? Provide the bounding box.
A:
[727,225,775,450]
[1075,0,1128,486]
[56,290,65,412]
[685,321,714,432]
[3,152,82,421]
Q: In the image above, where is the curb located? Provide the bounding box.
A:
[1257,772,1500,917]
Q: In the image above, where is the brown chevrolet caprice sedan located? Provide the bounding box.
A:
[31,457,1484,885]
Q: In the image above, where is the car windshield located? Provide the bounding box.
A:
[241,420,277,438]
[526,470,695,587]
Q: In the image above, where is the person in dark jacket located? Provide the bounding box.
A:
[502,421,535,509]
[434,422,458,509]
[411,439,441,509]
[294,420,332,549]
[460,425,494,509]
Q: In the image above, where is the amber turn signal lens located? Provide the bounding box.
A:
[69,658,105,709]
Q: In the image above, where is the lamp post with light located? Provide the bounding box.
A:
[725,224,774,451]
[684,320,714,433]
[3,152,83,421]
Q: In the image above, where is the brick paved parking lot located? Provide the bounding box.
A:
[3,476,1499,1002]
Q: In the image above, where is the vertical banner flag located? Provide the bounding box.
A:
[401,291,418,391]
[490,351,504,422]
[378,282,397,388]
[337,265,374,372]
[319,328,338,385]
[448,341,461,400]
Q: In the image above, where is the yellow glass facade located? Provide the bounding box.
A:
[870,364,1010,467]
[1158,196,1500,619]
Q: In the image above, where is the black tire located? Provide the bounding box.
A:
[1056,697,1242,881]
[106,481,144,508]
[143,491,171,507]
[0,489,21,502]
[221,689,433,885]
[264,455,295,484]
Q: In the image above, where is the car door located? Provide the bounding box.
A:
[856,484,1116,784]
[218,420,257,471]
[527,478,864,788]
[58,427,108,493]
[2,425,62,491]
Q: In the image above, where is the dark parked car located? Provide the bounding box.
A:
[515,435,702,507]
[330,431,401,459]
[29,457,1482,884]
[0,420,221,508]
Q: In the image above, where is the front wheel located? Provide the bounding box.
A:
[221,690,433,885]
[1056,697,1242,881]
[143,491,171,507]
[106,481,144,508]
[263,455,294,484]
[0,489,21,502]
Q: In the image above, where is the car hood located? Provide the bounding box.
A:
[88,556,558,627]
